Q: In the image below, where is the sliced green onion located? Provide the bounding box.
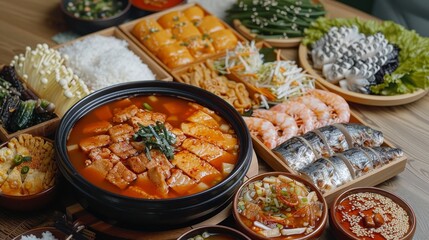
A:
[21,166,30,174]
[143,102,153,111]
[13,155,23,165]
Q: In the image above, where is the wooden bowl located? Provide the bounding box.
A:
[330,187,416,240]
[232,172,328,240]
[177,225,251,240]
[298,44,429,106]
[0,136,58,211]
[12,227,68,240]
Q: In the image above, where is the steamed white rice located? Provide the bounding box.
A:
[20,231,58,240]
[59,35,156,91]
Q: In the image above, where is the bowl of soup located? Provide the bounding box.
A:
[177,225,251,240]
[55,80,253,229]
[232,172,328,240]
[330,187,416,240]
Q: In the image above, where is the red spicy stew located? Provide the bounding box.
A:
[66,95,238,199]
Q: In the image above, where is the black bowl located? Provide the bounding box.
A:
[55,81,253,229]
[60,0,131,34]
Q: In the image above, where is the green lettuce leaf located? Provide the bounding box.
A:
[303,17,429,96]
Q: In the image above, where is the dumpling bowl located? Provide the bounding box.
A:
[0,135,58,211]
[55,81,253,229]
[330,187,416,240]
[233,172,328,240]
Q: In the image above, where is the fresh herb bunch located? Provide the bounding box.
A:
[133,121,177,161]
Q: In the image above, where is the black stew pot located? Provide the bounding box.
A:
[55,81,253,229]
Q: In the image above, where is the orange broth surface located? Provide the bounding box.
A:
[66,95,238,199]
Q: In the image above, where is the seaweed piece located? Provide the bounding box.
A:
[7,99,36,132]
[0,66,24,93]
[0,95,21,125]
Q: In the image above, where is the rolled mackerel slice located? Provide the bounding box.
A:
[272,137,315,172]
[313,124,349,154]
[334,123,384,148]
[299,158,339,194]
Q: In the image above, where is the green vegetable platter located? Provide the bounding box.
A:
[227,0,326,48]
[298,17,429,106]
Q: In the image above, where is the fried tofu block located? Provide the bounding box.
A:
[157,11,190,29]
[86,158,113,178]
[172,22,202,41]
[148,166,169,197]
[172,150,220,181]
[109,124,134,142]
[132,18,163,41]
[187,110,220,129]
[183,6,205,23]
[185,37,215,59]
[79,135,111,152]
[82,121,112,134]
[113,105,139,123]
[109,141,137,159]
[157,42,195,68]
[1,168,23,196]
[142,29,176,55]
[0,147,15,186]
[106,162,137,190]
[167,169,196,195]
[209,29,238,51]
[181,122,237,151]
[22,169,45,195]
[197,15,225,34]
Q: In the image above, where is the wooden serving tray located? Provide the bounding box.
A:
[298,44,429,106]
[119,2,248,74]
[253,111,408,206]
[64,150,259,240]
[54,27,173,82]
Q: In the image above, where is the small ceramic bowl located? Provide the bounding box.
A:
[60,0,131,34]
[177,225,251,240]
[0,136,58,211]
[12,227,68,240]
[330,187,416,240]
[232,172,328,240]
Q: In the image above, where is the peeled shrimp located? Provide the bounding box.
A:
[295,95,331,128]
[243,117,278,149]
[252,109,298,143]
[270,101,317,134]
[309,89,350,123]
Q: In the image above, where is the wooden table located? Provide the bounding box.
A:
[0,0,428,239]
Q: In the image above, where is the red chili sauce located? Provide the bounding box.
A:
[335,192,410,240]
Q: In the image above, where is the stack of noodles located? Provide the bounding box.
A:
[11,44,90,116]
[244,89,350,149]
[272,123,403,193]
[178,59,258,113]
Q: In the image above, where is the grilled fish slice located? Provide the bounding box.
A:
[299,158,338,194]
[329,155,353,183]
[273,137,316,171]
[301,131,330,158]
[314,125,349,154]
[181,122,237,151]
[172,150,221,181]
[336,148,373,178]
[372,146,404,163]
[182,138,229,162]
[167,169,196,195]
[108,123,134,142]
[106,162,137,190]
[336,123,384,148]
[79,135,111,152]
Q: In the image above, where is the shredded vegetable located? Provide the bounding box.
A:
[215,41,315,104]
